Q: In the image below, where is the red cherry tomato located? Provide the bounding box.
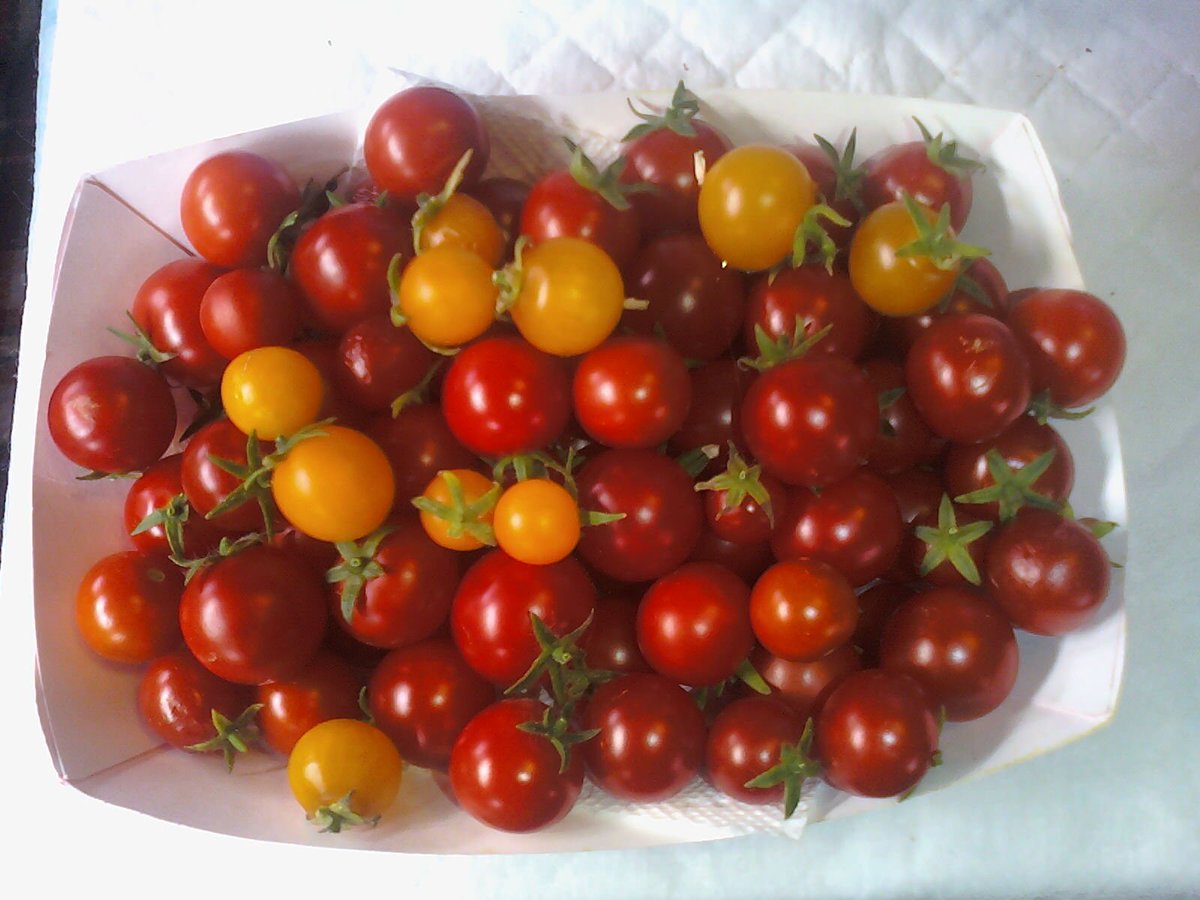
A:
[701,466,788,546]
[521,167,641,271]
[180,418,264,535]
[744,266,875,361]
[199,268,302,360]
[131,258,226,389]
[123,454,223,557]
[705,695,807,806]
[75,549,183,664]
[750,559,858,662]
[333,312,437,413]
[138,650,254,749]
[255,651,364,755]
[749,642,862,722]
[577,593,651,674]
[862,357,946,476]
[365,403,481,509]
[667,358,753,466]
[862,133,975,234]
[853,581,914,666]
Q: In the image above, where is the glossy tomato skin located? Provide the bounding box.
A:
[180,150,300,268]
[179,545,328,685]
[577,593,650,674]
[1006,288,1126,408]
[741,355,877,488]
[138,650,254,749]
[368,638,496,770]
[667,358,753,466]
[582,672,707,801]
[449,697,585,833]
[180,418,264,535]
[877,257,1009,357]
[199,268,303,360]
[849,200,959,317]
[814,668,939,798]
[863,357,946,476]
[124,454,223,557]
[621,120,731,238]
[906,313,1032,444]
[705,695,807,805]
[48,356,176,474]
[521,168,641,271]
[132,259,226,389]
[75,549,184,664]
[703,469,788,546]
[365,404,480,509]
[451,550,596,687]
[573,336,692,449]
[749,642,862,721]
[637,562,754,687]
[985,509,1111,636]
[363,86,489,200]
[440,336,571,457]
[862,140,973,233]
[290,202,412,334]
[256,651,364,755]
[333,312,437,413]
[880,586,1019,721]
[287,719,404,822]
[750,559,858,662]
[744,266,875,361]
[576,449,704,583]
[771,470,904,588]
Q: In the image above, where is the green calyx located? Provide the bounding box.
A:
[171,531,266,584]
[267,168,346,274]
[492,235,529,316]
[186,703,263,772]
[813,128,867,212]
[107,311,177,368]
[493,446,584,496]
[309,790,380,834]
[739,319,834,373]
[953,448,1063,522]
[563,137,654,212]
[694,443,776,528]
[410,148,474,255]
[131,490,192,559]
[790,203,853,272]
[1026,389,1095,425]
[676,443,721,478]
[913,117,986,178]
[622,80,703,142]
[390,360,444,417]
[895,192,990,272]
[914,494,993,585]
[743,718,821,820]
[327,525,396,624]
[410,469,500,546]
[692,658,770,710]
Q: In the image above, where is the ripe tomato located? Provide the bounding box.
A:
[469,176,530,261]
[256,651,364,755]
[905,313,1032,444]
[749,642,862,722]
[395,245,499,347]
[450,549,595,687]
[573,336,692,449]
[849,200,962,317]
[577,593,650,674]
[705,695,807,806]
[509,236,626,357]
[581,672,707,802]
[180,545,328,684]
[688,529,776,584]
[417,193,504,266]
[697,454,788,546]
[138,650,254,749]
[124,453,223,557]
[199,268,302,360]
[637,562,753,687]
[440,336,570,457]
[449,697,584,833]
[333,313,437,413]
[667,357,753,465]
[131,258,226,389]
[221,345,324,441]
[363,86,489,200]
[493,478,581,566]
[750,559,858,662]
[368,638,496,770]
[416,469,498,552]
[787,137,862,250]
[877,256,1009,356]
[365,404,479,509]
[862,131,976,233]
[521,166,641,271]
[814,669,939,798]
[880,586,1019,721]
[180,150,299,268]
[862,357,945,476]
[180,418,264,535]
[47,356,176,474]
[744,265,875,361]
[272,425,395,543]
[75,549,183,664]
[853,581,913,666]
[287,719,404,830]
[698,144,816,271]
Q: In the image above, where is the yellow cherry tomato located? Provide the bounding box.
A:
[272,425,395,542]
[418,193,505,267]
[221,346,323,440]
[849,200,960,316]
[510,236,624,357]
[494,478,581,566]
[416,468,498,552]
[397,245,498,348]
[287,719,403,832]
[698,144,816,272]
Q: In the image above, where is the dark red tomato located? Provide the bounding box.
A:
[985,508,1111,636]
[705,695,807,805]
[468,177,530,261]
[451,550,596,687]
[688,530,775,584]
[271,525,341,578]
[334,515,461,649]
[576,449,704,583]
[291,338,369,430]
[75,549,183,664]
[581,672,707,801]
[47,356,176,474]
[750,559,858,662]
[814,668,939,798]
[179,545,327,684]
[449,697,584,833]
[862,135,975,233]
[180,150,300,269]
[788,141,861,250]
[853,581,913,666]
[637,562,753,687]
[199,268,302,360]
[741,355,877,488]
[363,86,489,201]
[744,266,875,361]
[667,358,753,466]
[862,357,945,476]
[944,416,1075,522]
[289,202,412,334]
[138,650,254,748]
[1006,288,1126,408]
[124,454,224,557]
[333,313,437,413]
[368,638,495,770]
[621,118,731,238]
[702,468,788,546]
[132,259,226,389]
[879,257,1009,357]
[573,336,691,449]
[180,418,263,535]
[880,586,1019,721]
[255,651,363,755]
[366,404,480,508]
[906,313,1032,444]
[521,168,641,270]
[771,470,904,587]
[886,467,945,526]
[440,336,571,457]
[749,642,862,721]
[578,593,650,674]
[623,233,746,361]
[906,501,993,588]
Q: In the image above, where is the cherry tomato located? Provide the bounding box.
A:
[688,529,776,584]
[667,357,753,465]
[366,404,479,509]
[749,642,862,721]
[493,478,581,566]
[333,313,437,413]
[199,268,302,360]
[221,345,324,441]
[787,139,862,250]
[862,134,975,234]
[877,257,1009,356]
[368,638,496,770]
[256,651,363,755]
[906,500,994,587]
[581,672,707,801]
[180,545,328,684]
[47,356,176,474]
[124,453,224,557]
[396,246,499,347]
[417,193,504,266]
[862,357,945,476]
[880,586,1019,721]
[417,469,498,552]
[363,86,489,200]
[449,697,584,833]
[180,418,264,535]
[705,695,807,806]
[75,549,183,664]
[698,144,816,271]
[180,150,299,268]
[469,177,530,261]
[699,462,788,546]
[849,200,961,317]
[577,593,650,674]
[744,265,875,361]
[292,337,370,430]
[750,559,858,662]
[287,719,404,829]
[521,167,641,271]
[853,581,913,666]
[138,650,254,749]
[131,258,226,389]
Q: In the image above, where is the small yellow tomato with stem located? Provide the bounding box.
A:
[494,478,581,566]
[417,193,505,266]
[413,468,500,551]
[221,345,323,440]
[391,246,498,348]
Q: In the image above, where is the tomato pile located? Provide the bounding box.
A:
[50,82,1126,835]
